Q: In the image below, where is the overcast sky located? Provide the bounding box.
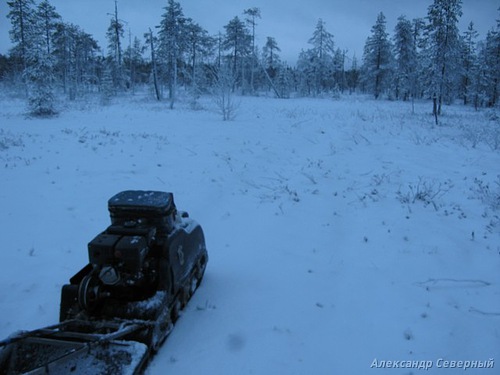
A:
[1,0,498,64]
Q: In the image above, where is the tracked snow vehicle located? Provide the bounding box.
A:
[0,190,208,374]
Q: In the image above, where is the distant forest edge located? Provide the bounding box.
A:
[2,0,500,117]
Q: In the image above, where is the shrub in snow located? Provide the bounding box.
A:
[27,88,57,117]
[484,110,500,151]
[472,176,500,211]
[274,66,293,99]
[403,329,414,340]
[211,65,239,121]
[460,109,500,150]
[397,177,452,211]
[100,66,115,106]
[0,130,24,151]
[371,173,390,186]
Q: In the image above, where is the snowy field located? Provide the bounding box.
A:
[0,91,499,374]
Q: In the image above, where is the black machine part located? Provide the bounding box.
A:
[61,190,208,322]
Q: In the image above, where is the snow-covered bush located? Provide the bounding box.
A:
[100,66,115,106]
[397,177,452,211]
[0,130,24,151]
[484,110,500,151]
[471,176,500,211]
[460,109,500,150]
[211,65,239,121]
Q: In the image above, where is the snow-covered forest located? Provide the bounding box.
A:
[1,0,499,117]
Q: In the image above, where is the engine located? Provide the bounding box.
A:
[60,190,207,321]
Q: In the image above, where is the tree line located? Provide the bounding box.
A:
[2,0,499,117]
[360,2,500,121]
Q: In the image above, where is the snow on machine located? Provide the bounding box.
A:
[0,190,208,374]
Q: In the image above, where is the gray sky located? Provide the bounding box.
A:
[1,0,498,65]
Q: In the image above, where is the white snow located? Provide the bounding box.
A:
[0,92,499,374]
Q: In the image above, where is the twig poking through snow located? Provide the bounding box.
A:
[415,278,491,290]
[468,307,500,317]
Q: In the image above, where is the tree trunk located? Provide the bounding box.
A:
[149,29,161,101]
[433,95,438,125]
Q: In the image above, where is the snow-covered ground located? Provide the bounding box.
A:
[0,91,499,374]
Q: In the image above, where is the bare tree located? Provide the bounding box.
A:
[244,7,261,93]
[145,28,161,101]
[212,64,239,121]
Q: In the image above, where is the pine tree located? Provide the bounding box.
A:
[296,48,316,96]
[274,63,293,99]
[309,19,335,59]
[262,37,281,76]
[73,29,100,96]
[52,22,71,95]
[158,0,187,109]
[412,18,426,99]
[393,15,418,101]
[7,0,36,94]
[345,54,360,93]
[423,0,463,116]
[361,12,393,99]
[52,22,99,99]
[296,19,335,95]
[36,0,60,55]
[222,16,251,91]
[106,0,125,91]
[469,17,500,110]
[309,19,335,93]
[0,54,11,81]
[470,39,490,109]
[460,22,479,105]
[8,0,58,114]
[24,4,58,116]
[262,36,282,94]
[184,19,213,97]
[24,49,57,116]
[333,48,347,93]
[7,0,36,72]
[124,36,145,92]
[478,27,500,107]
